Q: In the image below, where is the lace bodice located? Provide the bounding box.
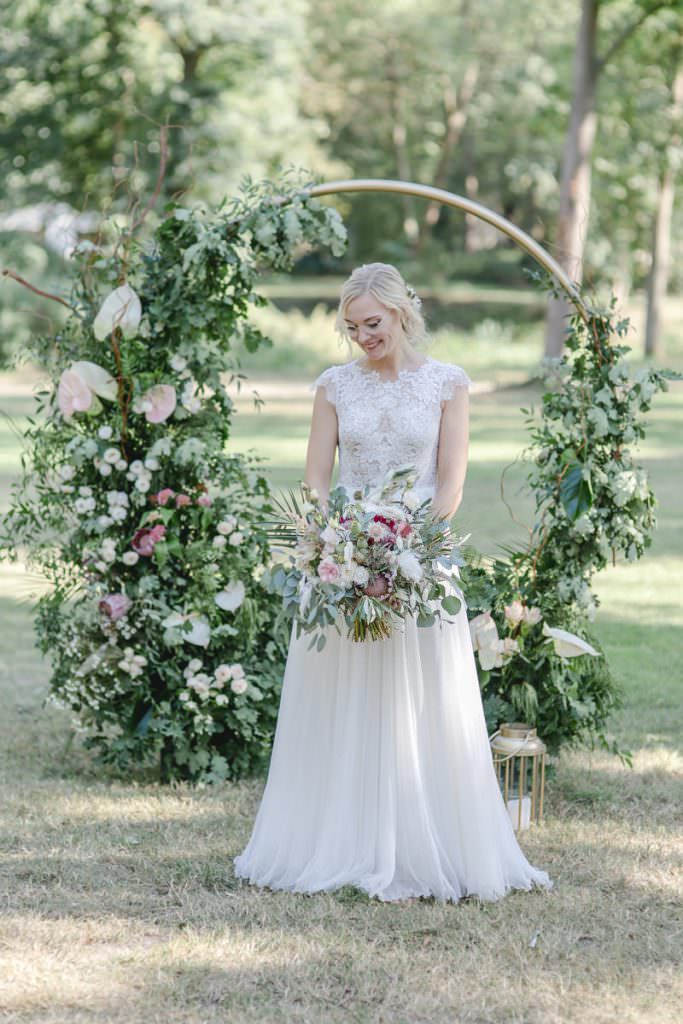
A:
[309,356,472,500]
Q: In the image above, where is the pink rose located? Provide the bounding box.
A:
[196,494,212,507]
[317,557,341,583]
[99,592,132,620]
[155,488,175,506]
[132,523,166,556]
[175,493,191,507]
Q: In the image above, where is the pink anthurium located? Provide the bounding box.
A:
[57,369,94,419]
[135,384,177,424]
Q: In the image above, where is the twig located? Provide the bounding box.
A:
[1,269,76,312]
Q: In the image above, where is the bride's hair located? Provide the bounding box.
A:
[334,262,429,350]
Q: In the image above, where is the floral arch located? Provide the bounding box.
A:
[0,172,674,783]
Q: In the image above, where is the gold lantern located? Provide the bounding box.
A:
[489,722,547,831]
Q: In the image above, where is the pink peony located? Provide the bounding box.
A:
[132,523,166,556]
[317,557,341,583]
[99,592,132,620]
[175,493,191,507]
[196,493,212,507]
[154,488,176,506]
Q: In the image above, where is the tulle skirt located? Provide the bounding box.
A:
[233,567,554,903]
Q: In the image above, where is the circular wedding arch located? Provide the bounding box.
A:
[305,177,587,318]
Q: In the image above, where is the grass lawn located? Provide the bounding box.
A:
[0,319,681,1022]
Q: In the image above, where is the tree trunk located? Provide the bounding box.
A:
[544,0,598,357]
[386,47,419,243]
[416,60,479,255]
[645,62,683,357]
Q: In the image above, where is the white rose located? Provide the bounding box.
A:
[122,551,139,566]
[217,520,235,535]
[128,460,144,475]
[144,456,160,471]
[98,425,113,440]
[353,565,370,587]
[402,489,420,511]
[230,677,247,695]
[115,459,128,472]
[96,514,114,529]
[214,664,233,684]
[110,506,127,522]
[228,532,244,546]
[103,447,121,464]
[320,525,339,546]
[58,464,75,481]
[213,535,227,549]
[98,463,113,477]
[78,486,93,498]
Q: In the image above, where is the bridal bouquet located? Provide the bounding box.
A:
[261,466,468,649]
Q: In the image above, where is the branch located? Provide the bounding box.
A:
[595,1,670,74]
[128,123,170,234]
[1,269,76,312]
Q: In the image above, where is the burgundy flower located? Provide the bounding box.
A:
[132,523,166,557]
[99,592,132,620]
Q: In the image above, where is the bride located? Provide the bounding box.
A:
[233,262,553,903]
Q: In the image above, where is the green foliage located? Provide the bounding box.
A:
[0,173,347,784]
[462,274,681,763]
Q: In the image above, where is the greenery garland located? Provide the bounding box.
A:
[463,275,680,764]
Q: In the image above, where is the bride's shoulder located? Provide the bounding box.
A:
[425,357,473,398]
[308,360,355,404]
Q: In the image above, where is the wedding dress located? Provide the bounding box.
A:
[233,356,554,903]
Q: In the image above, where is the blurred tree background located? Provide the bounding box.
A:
[1,0,682,365]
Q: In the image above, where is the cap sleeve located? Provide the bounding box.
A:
[440,363,473,402]
[309,366,338,405]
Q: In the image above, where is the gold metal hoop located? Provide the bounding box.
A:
[306,178,588,319]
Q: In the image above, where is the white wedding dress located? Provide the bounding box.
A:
[233,356,553,902]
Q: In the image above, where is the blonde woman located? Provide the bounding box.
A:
[234,263,553,904]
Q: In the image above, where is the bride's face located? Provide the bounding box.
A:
[343,293,403,361]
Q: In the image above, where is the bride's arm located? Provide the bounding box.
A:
[432,387,469,521]
[304,386,338,508]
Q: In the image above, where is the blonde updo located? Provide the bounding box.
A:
[334,262,429,351]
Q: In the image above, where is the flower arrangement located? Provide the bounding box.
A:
[1,172,348,783]
[262,466,468,647]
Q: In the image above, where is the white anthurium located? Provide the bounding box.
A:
[93,284,142,340]
[162,611,211,648]
[215,580,246,612]
[542,623,600,658]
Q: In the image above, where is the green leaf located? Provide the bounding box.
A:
[559,464,593,521]
[441,595,462,615]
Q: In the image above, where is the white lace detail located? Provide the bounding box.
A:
[309,357,472,499]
